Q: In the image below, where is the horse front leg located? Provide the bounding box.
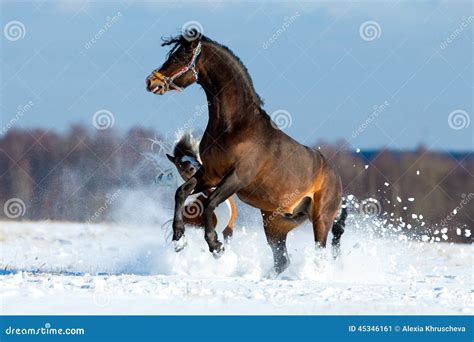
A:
[172,176,198,252]
[203,171,241,257]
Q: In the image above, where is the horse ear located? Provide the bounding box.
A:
[166,154,175,163]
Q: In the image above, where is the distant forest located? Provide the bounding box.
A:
[0,126,472,243]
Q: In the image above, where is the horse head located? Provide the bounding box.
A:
[166,132,201,181]
[146,29,203,95]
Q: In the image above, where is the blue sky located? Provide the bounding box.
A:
[1,0,472,151]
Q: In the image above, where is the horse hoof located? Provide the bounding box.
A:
[212,244,225,258]
[270,260,290,277]
[267,266,288,279]
[267,268,279,279]
[172,235,187,252]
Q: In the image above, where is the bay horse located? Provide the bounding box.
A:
[146,31,347,274]
[166,132,236,241]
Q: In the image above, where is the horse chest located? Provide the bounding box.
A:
[200,148,231,181]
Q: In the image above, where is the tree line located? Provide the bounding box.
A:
[0,127,471,243]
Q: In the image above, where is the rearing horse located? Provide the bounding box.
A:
[146,31,347,274]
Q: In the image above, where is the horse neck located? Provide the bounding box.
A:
[197,43,261,132]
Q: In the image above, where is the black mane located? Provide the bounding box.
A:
[161,35,185,58]
[161,34,264,106]
[173,132,199,159]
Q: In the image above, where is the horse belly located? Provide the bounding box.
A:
[236,184,314,213]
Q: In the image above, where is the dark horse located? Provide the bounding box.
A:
[146,31,347,274]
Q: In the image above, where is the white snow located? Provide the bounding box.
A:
[0,217,471,315]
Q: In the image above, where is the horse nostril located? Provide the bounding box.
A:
[189,166,196,174]
[149,82,165,94]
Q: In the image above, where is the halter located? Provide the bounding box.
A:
[149,42,202,92]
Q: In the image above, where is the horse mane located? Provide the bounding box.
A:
[162,34,264,106]
[173,131,200,159]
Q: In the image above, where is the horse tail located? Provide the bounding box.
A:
[331,199,347,256]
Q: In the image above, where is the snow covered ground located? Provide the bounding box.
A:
[1,214,472,315]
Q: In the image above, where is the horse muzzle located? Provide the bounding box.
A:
[146,79,168,95]
[146,72,169,95]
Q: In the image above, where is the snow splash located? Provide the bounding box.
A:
[1,186,470,289]
[1,145,471,315]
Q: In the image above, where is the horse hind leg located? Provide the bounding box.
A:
[308,210,334,273]
[269,236,290,276]
[311,189,346,260]
[331,202,347,258]
[311,192,341,249]
[311,214,333,248]
[261,211,297,276]
[222,197,237,242]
